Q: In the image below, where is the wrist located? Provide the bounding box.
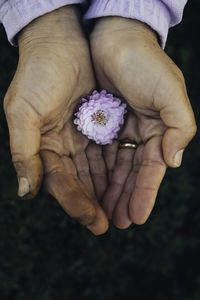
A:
[91,17,158,46]
[18,6,86,51]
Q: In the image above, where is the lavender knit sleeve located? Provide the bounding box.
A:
[84,0,188,48]
[0,0,86,45]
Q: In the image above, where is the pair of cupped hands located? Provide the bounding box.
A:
[4,6,196,235]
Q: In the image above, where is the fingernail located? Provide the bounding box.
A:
[174,149,184,167]
[18,177,30,197]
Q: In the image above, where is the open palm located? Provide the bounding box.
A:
[4,7,108,235]
[89,17,196,228]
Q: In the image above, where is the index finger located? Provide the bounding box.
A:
[40,150,108,235]
[86,143,108,199]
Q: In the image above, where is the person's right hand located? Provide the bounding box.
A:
[3,6,108,234]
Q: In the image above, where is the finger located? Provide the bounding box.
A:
[62,155,77,176]
[86,143,108,199]
[87,200,109,235]
[102,140,118,181]
[129,136,167,224]
[4,101,43,199]
[112,172,134,229]
[62,155,109,234]
[102,147,134,218]
[160,86,197,168]
[41,150,108,235]
[70,152,109,235]
[112,145,143,229]
[71,151,95,197]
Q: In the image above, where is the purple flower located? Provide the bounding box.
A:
[74,90,127,145]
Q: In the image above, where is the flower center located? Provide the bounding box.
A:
[92,110,108,125]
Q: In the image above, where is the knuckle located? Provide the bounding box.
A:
[88,153,102,161]
[12,156,26,166]
[86,144,101,157]
[45,165,65,176]
[135,184,157,192]
[92,168,106,176]
[111,179,123,187]
[116,159,132,170]
[78,168,89,176]
[142,158,165,168]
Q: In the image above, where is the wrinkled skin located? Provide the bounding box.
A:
[3,7,108,235]
[89,17,197,228]
[3,9,197,235]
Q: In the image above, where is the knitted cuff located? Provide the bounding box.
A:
[84,0,187,48]
[0,0,86,45]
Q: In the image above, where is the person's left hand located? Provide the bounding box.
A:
[104,110,167,229]
[86,109,167,229]
[88,17,196,229]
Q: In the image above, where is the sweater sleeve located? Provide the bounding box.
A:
[0,0,86,45]
[84,0,188,48]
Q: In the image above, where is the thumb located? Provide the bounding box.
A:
[4,100,43,199]
[160,89,197,168]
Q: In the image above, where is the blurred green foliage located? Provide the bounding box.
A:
[0,1,200,299]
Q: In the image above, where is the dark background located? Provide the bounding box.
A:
[0,1,200,299]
